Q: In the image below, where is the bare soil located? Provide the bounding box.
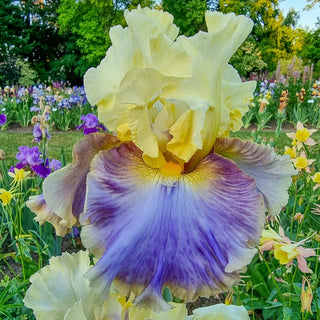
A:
[6,121,310,134]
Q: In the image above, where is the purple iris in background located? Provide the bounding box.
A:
[77,113,106,135]
[11,146,61,178]
[0,114,7,126]
[33,123,51,143]
[16,146,43,167]
[30,106,41,112]
[49,159,62,171]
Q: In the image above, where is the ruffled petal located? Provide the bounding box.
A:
[23,251,106,320]
[214,137,296,215]
[124,6,179,42]
[80,142,265,310]
[26,194,69,236]
[84,9,255,170]
[171,12,255,166]
[188,303,250,320]
[39,133,119,230]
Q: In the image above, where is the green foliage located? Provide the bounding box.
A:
[0,277,32,319]
[16,59,38,87]
[58,0,111,77]
[305,0,320,10]
[230,39,267,77]
[298,22,320,75]
[0,0,25,85]
[218,0,300,72]
[278,56,304,77]
[57,0,155,81]
[162,0,208,36]
[0,0,25,57]
[0,0,317,84]
[283,8,300,28]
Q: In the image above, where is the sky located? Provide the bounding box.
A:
[278,0,319,30]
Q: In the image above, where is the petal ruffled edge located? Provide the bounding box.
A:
[26,194,69,236]
[214,137,296,215]
[32,133,120,232]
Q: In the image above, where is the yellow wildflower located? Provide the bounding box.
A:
[293,152,314,173]
[294,157,308,169]
[258,96,269,113]
[8,168,30,187]
[0,188,14,205]
[274,242,315,273]
[312,172,320,190]
[260,226,315,273]
[287,121,317,150]
[284,146,296,159]
[313,172,320,183]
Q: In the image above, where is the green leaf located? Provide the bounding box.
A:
[283,307,292,320]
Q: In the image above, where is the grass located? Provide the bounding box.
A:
[0,131,83,166]
[1,129,320,166]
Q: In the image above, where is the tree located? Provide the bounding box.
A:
[218,0,299,72]
[298,20,320,75]
[17,0,65,82]
[305,0,320,10]
[57,0,155,83]
[0,0,25,84]
[283,8,300,28]
[162,0,209,36]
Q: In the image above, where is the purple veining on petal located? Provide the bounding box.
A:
[214,137,296,215]
[37,133,120,230]
[81,142,265,309]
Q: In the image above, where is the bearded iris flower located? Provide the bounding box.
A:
[27,7,295,311]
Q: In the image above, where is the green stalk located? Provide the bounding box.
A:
[260,250,286,306]
[289,180,298,239]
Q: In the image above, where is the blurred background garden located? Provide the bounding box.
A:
[1,0,320,319]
